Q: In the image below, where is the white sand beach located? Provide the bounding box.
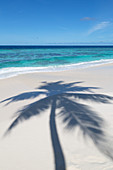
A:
[0,64,113,170]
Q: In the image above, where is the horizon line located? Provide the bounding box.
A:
[0,44,113,47]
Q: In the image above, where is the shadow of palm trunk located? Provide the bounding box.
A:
[50,97,66,170]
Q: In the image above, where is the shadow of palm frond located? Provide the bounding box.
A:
[0,91,46,105]
[0,81,99,105]
[58,94,113,159]
[1,81,113,170]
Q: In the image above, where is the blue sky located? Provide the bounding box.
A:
[0,0,113,45]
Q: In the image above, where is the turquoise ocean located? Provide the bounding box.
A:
[0,46,113,79]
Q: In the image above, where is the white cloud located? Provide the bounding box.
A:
[88,21,110,35]
[80,17,95,21]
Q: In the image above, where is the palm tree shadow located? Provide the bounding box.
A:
[1,81,113,170]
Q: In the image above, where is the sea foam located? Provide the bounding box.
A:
[0,59,113,79]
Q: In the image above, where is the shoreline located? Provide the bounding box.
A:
[0,59,113,80]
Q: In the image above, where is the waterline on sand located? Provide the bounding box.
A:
[0,59,113,79]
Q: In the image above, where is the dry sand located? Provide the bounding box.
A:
[0,64,113,170]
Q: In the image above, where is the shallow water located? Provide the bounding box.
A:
[0,46,113,79]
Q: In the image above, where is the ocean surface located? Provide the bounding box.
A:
[0,45,113,79]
